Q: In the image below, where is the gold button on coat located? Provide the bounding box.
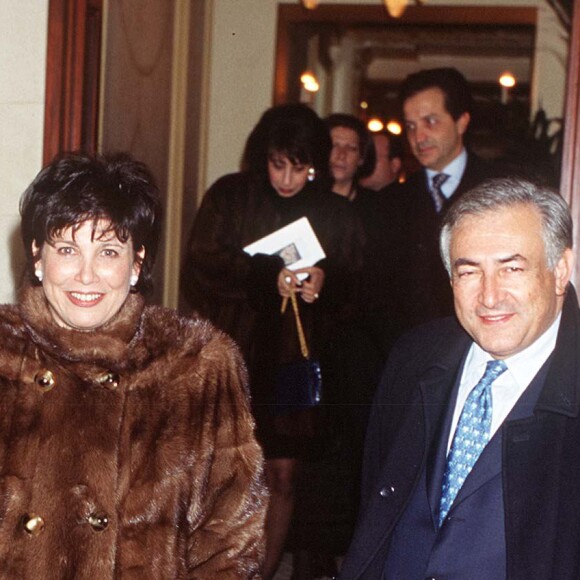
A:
[34,370,56,392]
[95,371,120,389]
[87,513,109,531]
[22,514,45,536]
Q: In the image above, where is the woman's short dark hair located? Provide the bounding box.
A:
[20,152,162,295]
[242,104,332,187]
[325,113,376,179]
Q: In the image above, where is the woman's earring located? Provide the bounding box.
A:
[307,167,316,182]
[130,274,138,287]
[35,269,43,282]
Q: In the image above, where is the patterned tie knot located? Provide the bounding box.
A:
[432,172,449,190]
[430,173,449,213]
[438,358,507,527]
[482,359,507,385]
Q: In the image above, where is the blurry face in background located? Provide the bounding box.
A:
[268,152,311,198]
[359,133,401,191]
[403,86,469,172]
[329,126,363,189]
[34,220,143,331]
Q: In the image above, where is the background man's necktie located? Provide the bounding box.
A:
[431,172,449,213]
[438,359,508,527]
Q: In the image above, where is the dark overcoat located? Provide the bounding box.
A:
[339,287,580,579]
[181,172,363,408]
[0,285,267,578]
[392,152,496,327]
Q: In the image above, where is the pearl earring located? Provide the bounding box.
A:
[307,167,316,182]
[130,274,138,287]
[35,269,43,282]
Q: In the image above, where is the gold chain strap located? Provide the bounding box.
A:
[281,292,310,359]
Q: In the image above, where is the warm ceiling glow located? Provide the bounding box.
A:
[386,120,403,135]
[499,72,516,88]
[302,0,319,9]
[367,118,385,132]
[384,0,409,18]
[300,71,320,92]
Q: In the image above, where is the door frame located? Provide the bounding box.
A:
[43,0,103,164]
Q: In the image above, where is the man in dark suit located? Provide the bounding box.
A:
[339,177,580,579]
[359,131,403,193]
[393,67,495,326]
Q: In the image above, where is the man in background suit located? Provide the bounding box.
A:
[339,178,580,579]
[393,67,495,326]
[359,131,403,193]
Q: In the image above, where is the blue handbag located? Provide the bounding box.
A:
[274,291,323,415]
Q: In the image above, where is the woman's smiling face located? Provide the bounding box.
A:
[34,220,144,331]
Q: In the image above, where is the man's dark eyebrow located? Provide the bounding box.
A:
[453,258,478,268]
[498,254,528,264]
[453,254,528,269]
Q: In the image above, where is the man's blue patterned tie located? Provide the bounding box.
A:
[430,172,449,213]
[438,359,508,527]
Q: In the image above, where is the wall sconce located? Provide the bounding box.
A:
[499,71,516,104]
[300,71,320,92]
[367,118,385,132]
[302,0,319,9]
[386,120,403,135]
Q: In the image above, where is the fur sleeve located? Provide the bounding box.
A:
[181,174,254,308]
[185,330,267,579]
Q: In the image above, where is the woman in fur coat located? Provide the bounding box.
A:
[181,104,363,579]
[0,153,267,578]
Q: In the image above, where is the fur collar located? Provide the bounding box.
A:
[18,284,146,371]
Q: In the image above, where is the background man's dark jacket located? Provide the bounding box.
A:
[391,153,495,328]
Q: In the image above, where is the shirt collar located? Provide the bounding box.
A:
[426,148,467,199]
[466,311,562,390]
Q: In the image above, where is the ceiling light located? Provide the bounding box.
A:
[367,118,385,132]
[499,72,516,88]
[386,120,403,135]
[300,71,320,92]
[384,0,409,18]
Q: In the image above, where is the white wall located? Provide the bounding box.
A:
[204,0,279,188]
[0,1,48,303]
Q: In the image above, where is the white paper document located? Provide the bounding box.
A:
[243,217,326,279]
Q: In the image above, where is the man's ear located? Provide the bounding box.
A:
[554,248,575,296]
[456,112,471,137]
[391,157,402,179]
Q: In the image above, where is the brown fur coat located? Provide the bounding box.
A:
[0,285,267,578]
